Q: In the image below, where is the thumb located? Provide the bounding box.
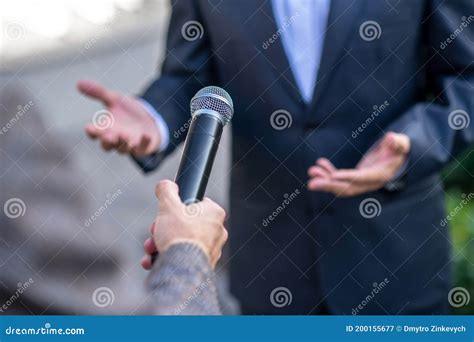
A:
[155,180,181,208]
[385,132,410,154]
[77,79,115,106]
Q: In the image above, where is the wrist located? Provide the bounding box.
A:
[137,98,170,152]
[160,239,211,265]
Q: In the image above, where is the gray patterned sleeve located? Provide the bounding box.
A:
[146,243,221,315]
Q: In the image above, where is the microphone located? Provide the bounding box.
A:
[174,86,234,203]
[151,86,233,263]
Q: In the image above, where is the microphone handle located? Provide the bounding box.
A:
[174,114,223,203]
[151,113,223,263]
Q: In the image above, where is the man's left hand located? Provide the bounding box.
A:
[307,132,410,197]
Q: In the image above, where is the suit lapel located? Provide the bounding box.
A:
[309,0,366,110]
[240,0,366,109]
[246,0,303,105]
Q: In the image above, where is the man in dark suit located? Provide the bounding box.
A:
[78,0,473,314]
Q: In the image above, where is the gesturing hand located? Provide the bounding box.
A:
[307,132,410,197]
[141,180,228,270]
[77,80,161,156]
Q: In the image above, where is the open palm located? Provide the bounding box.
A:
[78,80,160,156]
[307,132,411,197]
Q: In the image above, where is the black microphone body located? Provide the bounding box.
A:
[175,114,223,203]
[151,86,233,263]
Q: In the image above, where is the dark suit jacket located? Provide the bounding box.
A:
[136,0,474,314]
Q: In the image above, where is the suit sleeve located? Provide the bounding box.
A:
[134,0,213,172]
[387,0,473,185]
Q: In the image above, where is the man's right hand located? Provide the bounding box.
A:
[77,80,161,156]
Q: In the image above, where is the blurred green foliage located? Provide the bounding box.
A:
[443,148,474,192]
[446,191,474,314]
[443,147,474,314]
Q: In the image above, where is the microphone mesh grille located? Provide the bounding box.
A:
[190,86,234,125]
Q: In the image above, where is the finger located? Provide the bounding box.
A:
[149,222,155,235]
[141,255,153,270]
[85,124,101,139]
[316,158,337,174]
[330,168,364,182]
[117,134,131,154]
[144,238,157,255]
[307,178,368,197]
[155,180,181,206]
[77,80,115,106]
[214,250,222,267]
[131,135,151,155]
[331,167,384,184]
[358,138,389,169]
[308,166,330,179]
[202,197,226,221]
[386,132,410,154]
[101,132,119,151]
[201,197,220,206]
[221,227,229,244]
[358,149,381,168]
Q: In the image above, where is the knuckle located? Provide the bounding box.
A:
[216,206,226,220]
[154,183,163,196]
[155,180,172,196]
[222,227,229,241]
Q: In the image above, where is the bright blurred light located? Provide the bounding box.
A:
[68,0,117,25]
[0,0,147,39]
[2,0,69,39]
[115,0,145,12]
[0,0,162,62]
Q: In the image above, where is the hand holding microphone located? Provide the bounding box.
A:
[147,86,234,266]
[141,180,228,270]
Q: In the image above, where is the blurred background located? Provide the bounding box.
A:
[0,0,472,314]
[0,0,233,314]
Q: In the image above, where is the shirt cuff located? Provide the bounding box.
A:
[138,99,170,152]
[385,158,408,191]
